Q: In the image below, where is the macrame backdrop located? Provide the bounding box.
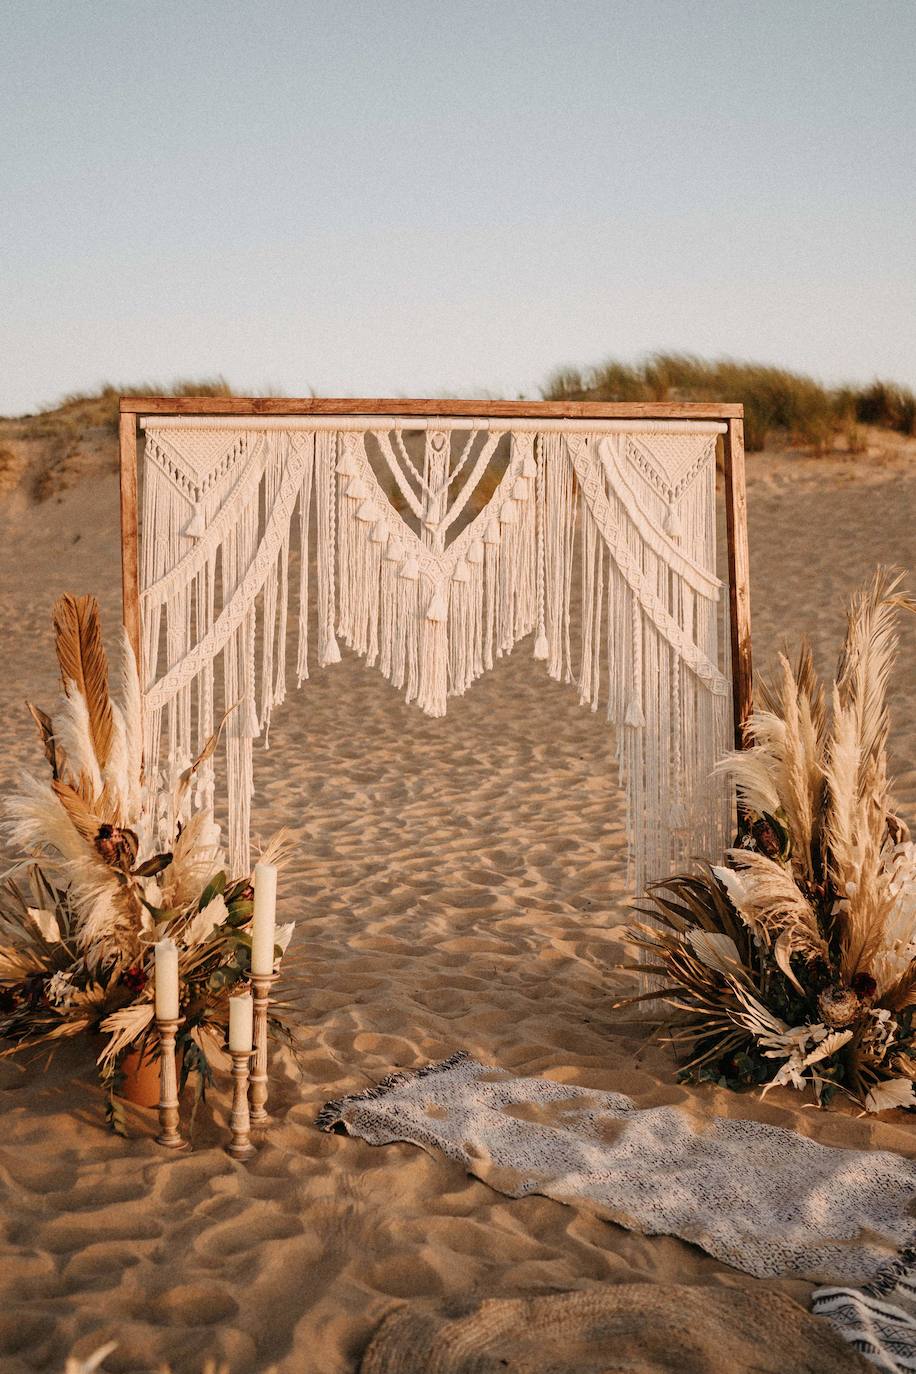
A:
[138,417,734,888]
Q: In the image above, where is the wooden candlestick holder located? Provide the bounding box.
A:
[249,971,277,1126]
[155,1016,189,1149]
[227,1049,257,1160]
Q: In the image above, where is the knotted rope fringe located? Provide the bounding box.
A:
[140,422,731,885]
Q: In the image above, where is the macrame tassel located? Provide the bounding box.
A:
[418,591,448,717]
[451,559,470,584]
[533,632,549,660]
[521,452,537,478]
[467,538,484,565]
[242,694,261,737]
[356,500,378,522]
[183,502,206,539]
[625,698,646,728]
[426,586,448,622]
[663,502,682,538]
[499,500,516,525]
[513,476,529,501]
[399,555,420,580]
[371,519,388,544]
[336,449,359,477]
[346,476,370,500]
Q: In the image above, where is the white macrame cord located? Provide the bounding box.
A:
[139,416,733,886]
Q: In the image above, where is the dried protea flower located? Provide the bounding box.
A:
[736,812,790,862]
[751,816,785,860]
[818,985,861,1028]
[94,824,138,871]
[123,963,147,994]
[851,970,878,1001]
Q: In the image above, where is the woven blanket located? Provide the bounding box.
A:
[359,1284,870,1374]
[813,1247,916,1372]
[318,1053,916,1286]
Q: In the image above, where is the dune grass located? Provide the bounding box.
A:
[20,377,238,437]
[543,353,916,452]
[6,364,915,478]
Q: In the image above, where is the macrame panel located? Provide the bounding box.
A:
[139,417,733,889]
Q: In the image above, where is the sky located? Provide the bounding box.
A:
[1,0,915,415]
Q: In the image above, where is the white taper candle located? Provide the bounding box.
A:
[154,938,179,1020]
[229,993,254,1052]
[250,863,278,977]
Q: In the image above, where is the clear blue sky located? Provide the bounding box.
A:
[2,1,914,414]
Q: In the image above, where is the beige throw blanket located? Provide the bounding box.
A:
[318,1053,916,1285]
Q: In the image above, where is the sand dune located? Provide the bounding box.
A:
[0,445,913,1372]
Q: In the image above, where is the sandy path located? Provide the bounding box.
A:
[0,450,913,1372]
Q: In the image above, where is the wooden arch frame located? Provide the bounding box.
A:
[118,396,752,748]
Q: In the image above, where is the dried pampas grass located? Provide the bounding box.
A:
[621,567,916,1112]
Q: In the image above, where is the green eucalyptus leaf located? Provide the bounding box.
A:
[132,853,174,878]
[198,871,227,910]
[226,899,254,926]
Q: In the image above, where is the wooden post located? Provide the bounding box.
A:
[118,409,142,671]
[722,415,753,749]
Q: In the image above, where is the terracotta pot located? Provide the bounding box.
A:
[120,1044,161,1108]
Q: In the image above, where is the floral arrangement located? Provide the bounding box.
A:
[621,568,916,1113]
[0,595,293,1130]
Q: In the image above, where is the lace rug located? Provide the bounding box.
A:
[317,1052,916,1286]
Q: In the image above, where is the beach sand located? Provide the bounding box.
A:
[0,444,914,1373]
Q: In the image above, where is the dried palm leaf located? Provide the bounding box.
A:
[25,701,62,779]
[256,826,295,870]
[97,1001,155,1068]
[713,849,828,992]
[50,778,106,844]
[52,594,114,772]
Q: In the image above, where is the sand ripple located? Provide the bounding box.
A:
[0,454,913,1371]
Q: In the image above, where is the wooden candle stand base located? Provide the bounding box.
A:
[249,972,277,1127]
[227,1049,257,1160]
[155,1016,189,1150]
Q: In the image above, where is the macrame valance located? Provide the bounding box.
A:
[138,415,734,888]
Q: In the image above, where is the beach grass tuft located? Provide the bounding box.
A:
[543,353,916,452]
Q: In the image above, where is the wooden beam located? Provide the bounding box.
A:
[118,411,142,673]
[722,416,753,750]
[120,395,744,420]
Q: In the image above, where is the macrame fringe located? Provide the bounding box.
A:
[140,421,732,892]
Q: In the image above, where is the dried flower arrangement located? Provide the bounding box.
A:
[620,568,916,1113]
[0,595,294,1131]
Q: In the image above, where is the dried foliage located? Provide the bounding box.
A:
[0,596,293,1129]
[620,568,916,1113]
